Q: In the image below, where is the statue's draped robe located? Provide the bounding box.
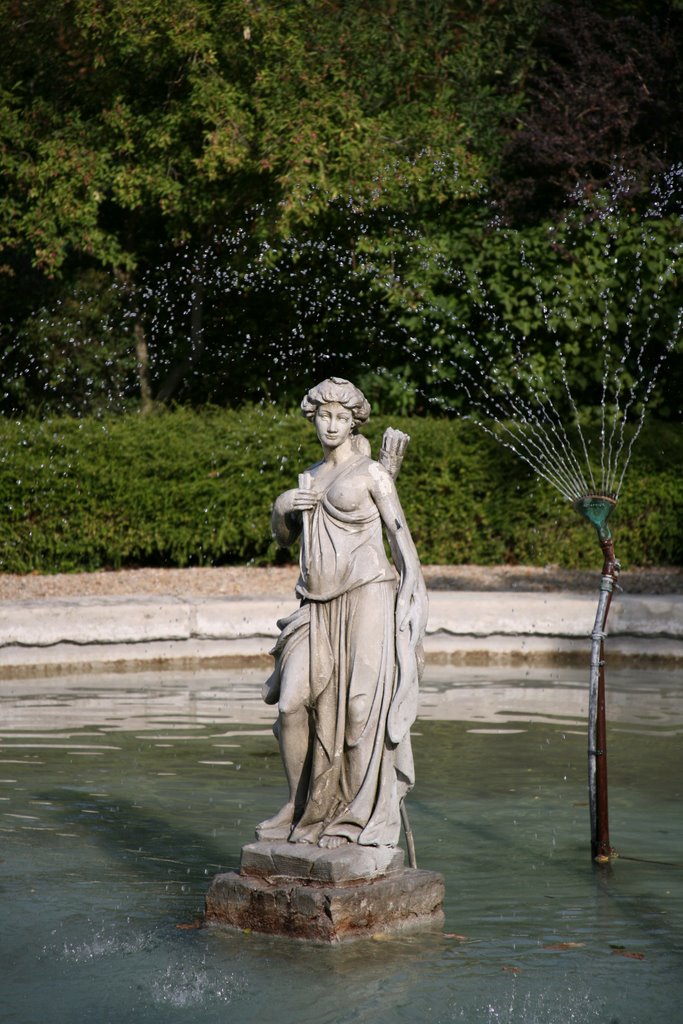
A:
[265,456,420,847]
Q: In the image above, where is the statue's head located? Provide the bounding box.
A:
[301,378,371,428]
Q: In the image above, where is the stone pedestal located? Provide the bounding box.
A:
[205,840,445,943]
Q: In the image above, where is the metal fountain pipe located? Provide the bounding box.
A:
[573,495,620,864]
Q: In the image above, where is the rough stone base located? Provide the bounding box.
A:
[205,841,445,943]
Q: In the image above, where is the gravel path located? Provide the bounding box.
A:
[0,563,680,601]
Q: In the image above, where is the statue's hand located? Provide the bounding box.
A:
[275,487,317,515]
[396,576,428,646]
[290,487,318,512]
[272,486,318,546]
[378,427,410,479]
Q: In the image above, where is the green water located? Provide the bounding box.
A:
[1,667,681,1023]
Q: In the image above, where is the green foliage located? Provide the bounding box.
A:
[0,0,483,275]
[0,407,313,571]
[351,193,683,421]
[439,0,542,165]
[0,0,501,412]
[1,408,680,574]
[1,269,139,416]
[0,0,681,420]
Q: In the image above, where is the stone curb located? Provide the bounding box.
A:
[1,590,682,676]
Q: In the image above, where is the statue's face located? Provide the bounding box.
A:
[314,402,354,449]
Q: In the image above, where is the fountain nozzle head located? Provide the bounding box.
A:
[573,494,617,542]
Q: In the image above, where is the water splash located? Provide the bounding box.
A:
[59,924,158,961]
[408,165,683,507]
[451,979,610,1024]
[150,959,246,1008]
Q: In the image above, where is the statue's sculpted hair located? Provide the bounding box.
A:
[301,377,371,427]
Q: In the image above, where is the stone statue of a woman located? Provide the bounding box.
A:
[257,377,427,850]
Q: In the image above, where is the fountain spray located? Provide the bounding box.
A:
[573,494,620,863]
[388,165,679,866]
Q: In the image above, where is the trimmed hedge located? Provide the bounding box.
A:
[0,408,681,573]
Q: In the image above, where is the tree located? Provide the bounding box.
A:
[496,1,683,219]
[0,0,491,413]
[2,0,680,420]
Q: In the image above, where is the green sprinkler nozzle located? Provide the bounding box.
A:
[573,494,617,542]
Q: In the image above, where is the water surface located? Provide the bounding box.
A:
[1,666,681,1023]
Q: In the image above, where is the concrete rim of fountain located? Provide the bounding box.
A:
[0,564,682,678]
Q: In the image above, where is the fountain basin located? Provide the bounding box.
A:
[1,665,682,1022]
[2,590,683,676]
